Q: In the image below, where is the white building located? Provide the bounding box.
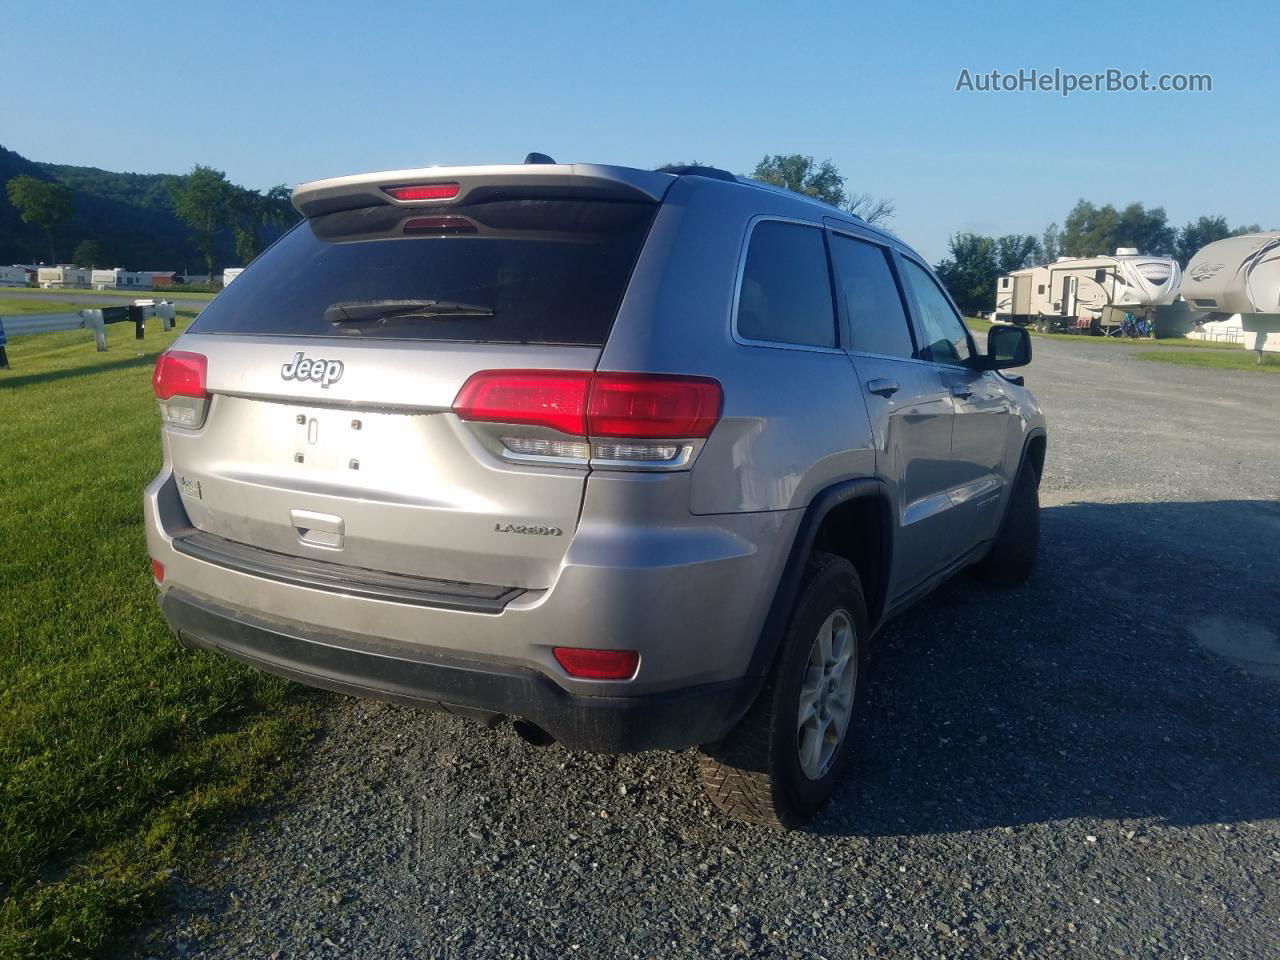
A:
[0,265,28,286]
[37,265,91,289]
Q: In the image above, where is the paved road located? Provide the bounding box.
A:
[0,289,212,311]
[144,340,1280,959]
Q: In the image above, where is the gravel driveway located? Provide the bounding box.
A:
[144,339,1280,959]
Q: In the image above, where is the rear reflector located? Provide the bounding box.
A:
[150,558,165,583]
[553,647,640,680]
[384,182,461,201]
[152,350,207,400]
[453,370,722,440]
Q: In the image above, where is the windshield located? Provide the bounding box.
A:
[188,198,658,345]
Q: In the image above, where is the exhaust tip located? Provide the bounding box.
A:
[511,718,556,747]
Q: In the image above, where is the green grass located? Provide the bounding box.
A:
[965,316,1247,351]
[6,287,215,300]
[1135,349,1280,373]
[0,318,317,958]
[1143,337,1246,350]
[1,299,98,317]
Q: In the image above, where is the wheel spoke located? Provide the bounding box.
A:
[827,691,852,730]
[798,721,823,775]
[828,650,851,684]
[817,614,833,665]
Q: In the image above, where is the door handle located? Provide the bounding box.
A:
[950,384,974,399]
[866,378,900,397]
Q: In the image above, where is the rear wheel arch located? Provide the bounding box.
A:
[1024,430,1047,485]
[747,478,893,682]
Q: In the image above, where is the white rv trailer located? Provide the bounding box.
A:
[1182,233,1280,353]
[91,268,154,290]
[221,267,244,286]
[0,265,28,286]
[37,265,91,289]
[994,249,1182,333]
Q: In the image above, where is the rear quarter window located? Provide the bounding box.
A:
[188,199,657,346]
[735,220,837,348]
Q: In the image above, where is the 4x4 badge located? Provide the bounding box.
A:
[281,352,344,388]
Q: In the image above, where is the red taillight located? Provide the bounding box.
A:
[452,371,722,439]
[150,558,165,583]
[152,350,207,400]
[588,373,722,439]
[384,182,461,201]
[553,647,639,680]
[453,370,592,435]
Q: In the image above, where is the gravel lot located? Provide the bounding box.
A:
[144,339,1279,959]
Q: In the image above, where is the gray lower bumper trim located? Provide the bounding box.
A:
[171,530,523,613]
[160,588,757,753]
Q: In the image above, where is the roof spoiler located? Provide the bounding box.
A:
[292,163,675,218]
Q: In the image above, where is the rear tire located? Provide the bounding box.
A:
[699,553,868,828]
[973,462,1040,585]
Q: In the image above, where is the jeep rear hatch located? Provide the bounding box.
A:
[162,171,666,591]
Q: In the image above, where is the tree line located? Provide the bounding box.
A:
[4,165,297,276]
[660,155,896,225]
[935,201,1264,315]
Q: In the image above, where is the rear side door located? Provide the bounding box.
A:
[163,194,659,590]
[898,256,1015,548]
[827,229,956,597]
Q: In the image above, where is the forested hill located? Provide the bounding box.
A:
[1,145,273,270]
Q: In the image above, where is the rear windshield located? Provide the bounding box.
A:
[188,199,658,345]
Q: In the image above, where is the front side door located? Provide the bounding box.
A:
[898,256,1016,549]
[827,230,956,597]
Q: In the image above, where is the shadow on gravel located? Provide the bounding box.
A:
[817,498,1280,838]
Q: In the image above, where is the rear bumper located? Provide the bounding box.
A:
[161,588,754,752]
[145,469,798,693]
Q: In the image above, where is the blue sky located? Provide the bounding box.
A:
[2,0,1275,262]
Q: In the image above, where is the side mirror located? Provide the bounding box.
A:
[978,324,1032,370]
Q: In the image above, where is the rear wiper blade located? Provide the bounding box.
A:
[326,300,495,324]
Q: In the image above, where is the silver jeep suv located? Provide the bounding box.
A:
[145,160,1045,827]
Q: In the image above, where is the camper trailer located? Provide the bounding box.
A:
[994,250,1182,334]
[91,268,153,290]
[1182,233,1280,353]
[0,265,28,286]
[37,265,91,289]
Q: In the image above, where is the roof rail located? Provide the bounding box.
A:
[654,164,739,183]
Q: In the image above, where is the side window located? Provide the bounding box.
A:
[828,233,915,359]
[901,258,973,365]
[1094,268,1106,283]
[736,220,836,348]
[1001,277,1010,289]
